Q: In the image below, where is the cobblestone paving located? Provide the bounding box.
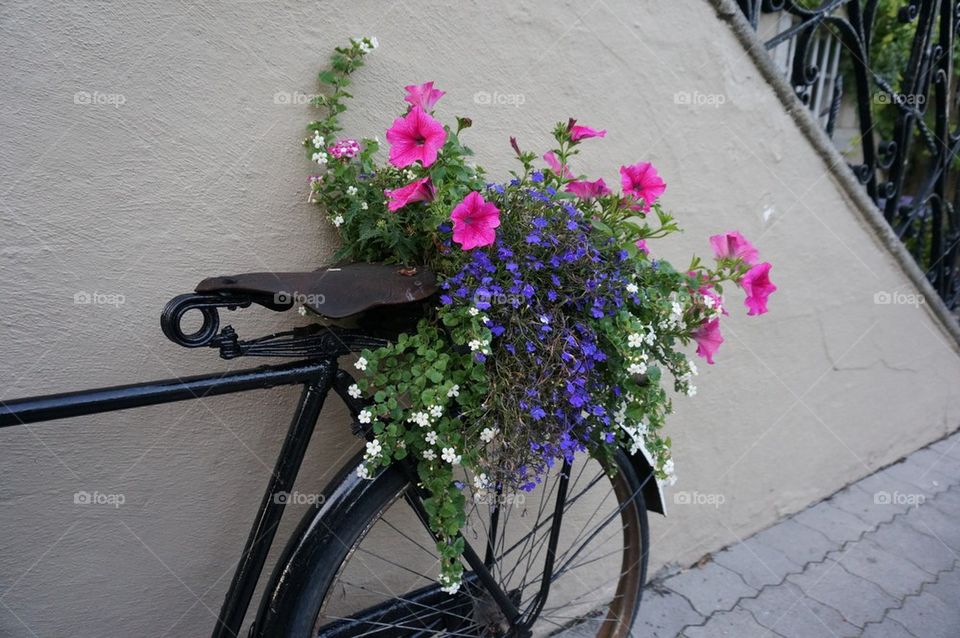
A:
[558,431,960,637]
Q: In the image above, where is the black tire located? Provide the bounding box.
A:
[281,449,649,637]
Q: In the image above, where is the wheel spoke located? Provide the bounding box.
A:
[318,579,479,631]
[312,453,648,637]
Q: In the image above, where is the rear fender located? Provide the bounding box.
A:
[627,448,666,515]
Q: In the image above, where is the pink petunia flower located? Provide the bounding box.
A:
[635,238,649,255]
[741,262,777,316]
[709,231,759,266]
[543,151,573,179]
[404,81,445,112]
[569,124,607,142]
[566,178,611,199]
[620,162,667,212]
[688,271,728,316]
[385,176,435,212]
[693,318,724,365]
[385,107,447,168]
[450,191,501,250]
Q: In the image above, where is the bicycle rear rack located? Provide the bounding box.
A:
[161,293,388,359]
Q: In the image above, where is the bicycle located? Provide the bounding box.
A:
[0,262,664,638]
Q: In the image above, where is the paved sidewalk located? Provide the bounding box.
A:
[564,430,960,637]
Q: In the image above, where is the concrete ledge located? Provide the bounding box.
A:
[706,0,960,351]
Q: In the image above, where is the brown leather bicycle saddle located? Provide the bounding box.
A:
[195,263,437,319]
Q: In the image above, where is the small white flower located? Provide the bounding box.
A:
[440,582,460,595]
[688,360,699,376]
[627,333,643,348]
[662,459,676,485]
[539,314,550,324]
[626,283,639,294]
[447,384,460,398]
[407,411,431,427]
[365,439,382,457]
[297,305,307,316]
[404,169,416,180]
[423,449,437,461]
[360,201,368,210]
[332,214,344,228]
[424,430,438,445]
[644,326,657,346]
[346,185,358,196]
[480,427,498,443]
[628,362,647,375]
[468,339,482,352]
[311,133,324,149]
[356,464,370,479]
[429,405,443,418]
[369,37,379,49]
[441,447,461,464]
[347,384,362,399]
[312,152,328,165]
[468,307,479,317]
[357,409,372,424]
[686,384,698,397]
[703,295,716,309]
[473,473,490,490]
[354,356,367,371]
[613,404,626,426]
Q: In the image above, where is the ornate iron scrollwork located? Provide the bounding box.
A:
[160,293,249,348]
[738,0,960,309]
[160,293,388,359]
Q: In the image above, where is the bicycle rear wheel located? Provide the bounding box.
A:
[284,449,649,637]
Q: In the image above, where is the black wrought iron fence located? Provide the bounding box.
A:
[737,0,960,309]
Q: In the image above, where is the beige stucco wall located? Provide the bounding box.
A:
[2,1,959,636]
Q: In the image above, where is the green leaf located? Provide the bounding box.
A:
[590,219,614,235]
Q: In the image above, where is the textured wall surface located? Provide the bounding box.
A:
[1,1,959,636]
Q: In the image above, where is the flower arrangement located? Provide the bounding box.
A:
[303,38,777,593]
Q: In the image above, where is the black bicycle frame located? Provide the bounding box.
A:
[3,284,669,638]
[0,357,340,638]
[0,285,555,637]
